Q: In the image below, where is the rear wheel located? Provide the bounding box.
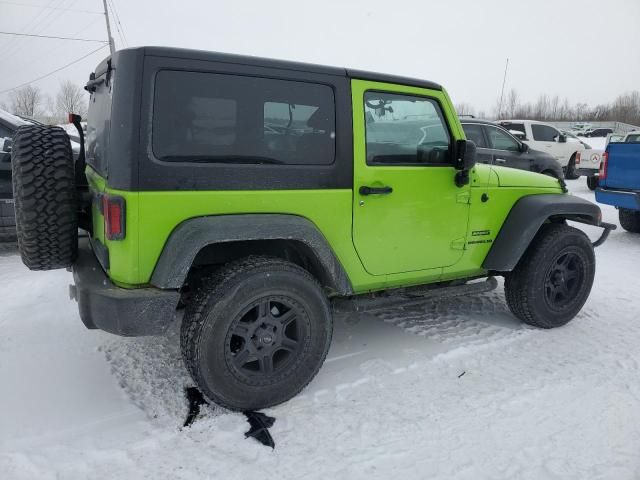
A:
[505,224,595,328]
[619,209,640,233]
[586,175,598,191]
[11,125,77,269]
[565,154,579,180]
[181,256,333,410]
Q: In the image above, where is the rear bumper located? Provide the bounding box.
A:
[71,239,180,336]
[595,188,640,210]
[576,168,598,177]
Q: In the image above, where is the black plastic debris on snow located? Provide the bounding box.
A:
[182,387,277,449]
[183,387,208,428]
[244,411,276,449]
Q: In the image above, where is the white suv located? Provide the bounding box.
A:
[498,120,587,179]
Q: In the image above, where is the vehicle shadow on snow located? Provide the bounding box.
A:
[100,287,522,426]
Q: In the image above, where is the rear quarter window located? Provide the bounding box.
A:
[152,70,336,166]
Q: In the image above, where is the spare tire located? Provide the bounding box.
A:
[11,125,77,270]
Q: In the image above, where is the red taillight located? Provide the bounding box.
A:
[599,151,608,180]
[102,195,125,240]
[575,152,581,165]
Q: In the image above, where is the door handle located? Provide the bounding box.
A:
[495,158,506,164]
[359,185,393,195]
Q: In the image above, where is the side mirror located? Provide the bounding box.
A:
[519,142,529,153]
[455,139,477,171]
[2,138,12,153]
[454,139,476,187]
[556,134,567,143]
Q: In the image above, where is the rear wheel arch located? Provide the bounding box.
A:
[150,214,353,295]
[483,194,601,272]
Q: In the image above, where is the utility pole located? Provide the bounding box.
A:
[497,57,509,118]
[102,0,115,55]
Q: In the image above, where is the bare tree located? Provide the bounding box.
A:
[10,85,44,117]
[503,89,518,118]
[472,89,640,125]
[56,80,87,120]
[455,102,476,117]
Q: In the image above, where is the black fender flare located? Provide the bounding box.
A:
[150,214,353,294]
[482,194,602,272]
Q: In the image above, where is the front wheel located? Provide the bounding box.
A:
[586,175,598,191]
[505,224,595,328]
[181,256,333,410]
[619,209,640,233]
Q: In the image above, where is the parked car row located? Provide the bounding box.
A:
[460,119,564,179]
[497,119,589,179]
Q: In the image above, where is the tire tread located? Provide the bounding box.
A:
[11,125,77,269]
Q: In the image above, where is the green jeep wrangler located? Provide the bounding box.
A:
[11,47,614,411]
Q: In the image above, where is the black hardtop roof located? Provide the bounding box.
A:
[109,46,443,91]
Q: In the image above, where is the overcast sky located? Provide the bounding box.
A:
[0,0,638,114]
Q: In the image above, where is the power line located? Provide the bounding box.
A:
[0,44,108,94]
[0,31,108,43]
[0,1,102,14]
[0,0,83,65]
[7,13,103,79]
[0,0,57,58]
[107,0,127,46]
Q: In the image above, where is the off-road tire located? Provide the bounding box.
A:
[619,209,640,233]
[565,154,579,180]
[505,223,595,328]
[0,200,16,242]
[586,175,598,191]
[11,125,77,269]
[181,256,333,410]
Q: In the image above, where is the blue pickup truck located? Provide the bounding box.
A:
[596,131,640,232]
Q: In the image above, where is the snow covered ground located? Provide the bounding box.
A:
[1,177,640,479]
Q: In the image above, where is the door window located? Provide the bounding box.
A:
[486,126,520,151]
[364,91,450,165]
[461,123,487,148]
[531,124,560,142]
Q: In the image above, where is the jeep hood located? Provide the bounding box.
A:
[473,164,562,189]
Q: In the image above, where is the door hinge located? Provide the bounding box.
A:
[450,237,466,250]
[456,192,471,204]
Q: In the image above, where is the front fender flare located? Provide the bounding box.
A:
[482,194,602,272]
